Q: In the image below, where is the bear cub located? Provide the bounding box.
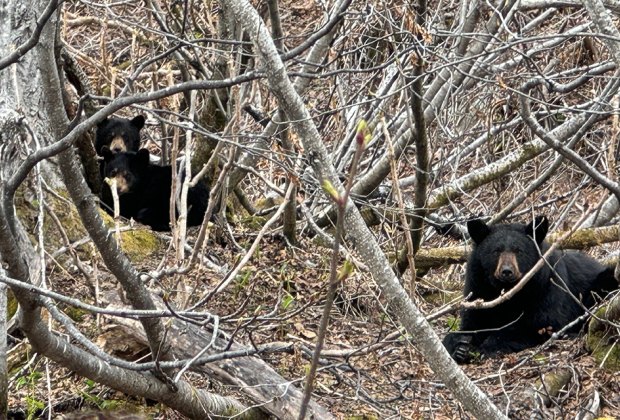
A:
[95,115,145,154]
[100,147,209,231]
[443,216,617,363]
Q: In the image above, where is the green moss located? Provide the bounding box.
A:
[115,60,131,71]
[532,354,549,364]
[254,196,281,210]
[15,186,88,256]
[586,305,620,371]
[7,289,18,319]
[18,185,162,263]
[532,368,571,405]
[240,215,268,230]
[63,306,88,322]
[585,333,620,371]
[97,211,161,262]
[119,229,162,262]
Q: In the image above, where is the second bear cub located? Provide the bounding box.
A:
[100,147,209,231]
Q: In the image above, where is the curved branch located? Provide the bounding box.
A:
[57,147,177,364]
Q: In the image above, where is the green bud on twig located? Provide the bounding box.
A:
[322,179,341,203]
[337,260,355,282]
[356,119,372,148]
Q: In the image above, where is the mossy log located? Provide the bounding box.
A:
[529,368,573,407]
[17,186,161,263]
[586,297,620,371]
[415,224,620,270]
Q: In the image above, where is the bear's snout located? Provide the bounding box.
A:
[494,252,521,283]
[110,136,128,153]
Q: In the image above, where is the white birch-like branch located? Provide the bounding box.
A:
[221,0,509,417]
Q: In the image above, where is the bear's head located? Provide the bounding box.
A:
[95,115,145,154]
[101,147,150,194]
[467,216,549,289]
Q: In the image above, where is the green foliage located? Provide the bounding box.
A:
[322,180,340,203]
[445,315,460,332]
[337,260,354,282]
[24,396,45,420]
[234,270,252,294]
[355,119,372,147]
[79,380,132,411]
[15,370,42,390]
[16,367,44,420]
[281,292,295,310]
[468,351,482,363]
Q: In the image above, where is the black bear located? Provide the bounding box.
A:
[443,216,617,363]
[95,115,145,155]
[100,147,209,231]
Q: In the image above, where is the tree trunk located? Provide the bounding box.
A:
[0,282,7,417]
[221,0,509,417]
[0,1,332,418]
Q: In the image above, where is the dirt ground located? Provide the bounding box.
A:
[7,0,620,418]
[7,228,620,418]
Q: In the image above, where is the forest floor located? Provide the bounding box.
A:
[7,223,620,419]
[8,0,619,418]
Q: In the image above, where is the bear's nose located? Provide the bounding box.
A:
[499,267,515,281]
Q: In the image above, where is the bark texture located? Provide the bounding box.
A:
[0,0,330,418]
[221,0,509,417]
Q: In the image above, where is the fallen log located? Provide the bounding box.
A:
[415,224,620,271]
[110,302,334,420]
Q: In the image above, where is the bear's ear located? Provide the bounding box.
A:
[467,219,491,244]
[131,115,145,130]
[526,216,549,244]
[97,117,110,129]
[136,148,150,166]
[101,146,113,162]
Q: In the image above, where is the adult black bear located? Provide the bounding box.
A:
[95,115,145,155]
[100,147,209,231]
[443,216,617,363]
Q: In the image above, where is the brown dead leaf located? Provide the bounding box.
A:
[294,322,317,339]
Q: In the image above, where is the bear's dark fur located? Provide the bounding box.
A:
[100,147,209,231]
[443,216,617,363]
[95,115,145,154]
